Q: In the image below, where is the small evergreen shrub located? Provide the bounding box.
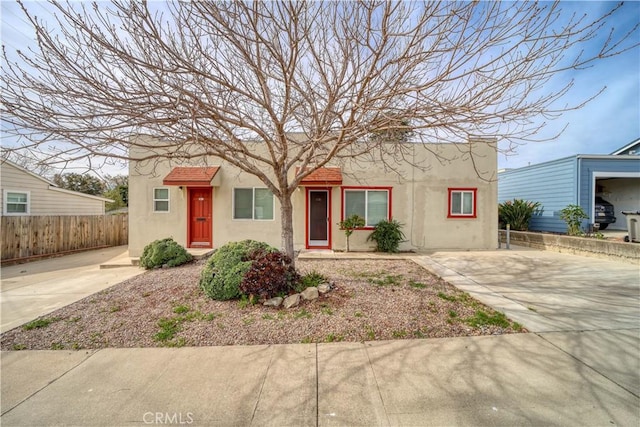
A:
[498,199,541,231]
[240,251,301,300]
[560,204,589,236]
[366,218,406,253]
[139,238,192,269]
[199,240,276,300]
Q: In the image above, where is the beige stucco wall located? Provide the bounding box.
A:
[0,162,107,216]
[128,139,497,256]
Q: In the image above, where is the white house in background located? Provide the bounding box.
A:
[128,135,498,257]
[0,159,112,216]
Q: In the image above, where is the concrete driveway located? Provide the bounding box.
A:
[0,246,142,333]
[415,247,640,397]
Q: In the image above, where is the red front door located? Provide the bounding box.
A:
[188,188,212,248]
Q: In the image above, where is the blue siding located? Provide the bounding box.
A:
[578,157,640,223]
[498,157,576,233]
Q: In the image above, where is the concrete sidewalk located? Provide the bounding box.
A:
[1,335,637,426]
[1,247,639,426]
[0,246,142,333]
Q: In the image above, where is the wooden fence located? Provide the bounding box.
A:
[1,214,128,262]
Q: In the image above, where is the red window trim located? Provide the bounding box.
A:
[448,188,477,219]
[341,186,393,230]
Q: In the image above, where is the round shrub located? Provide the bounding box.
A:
[240,251,301,300]
[199,240,276,300]
[139,238,193,269]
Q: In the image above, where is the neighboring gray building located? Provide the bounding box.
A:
[498,140,640,232]
[0,159,112,216]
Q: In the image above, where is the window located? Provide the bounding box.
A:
[448,188,477,218]
[233,188,274,220]
[153,188,169,212]
[342,187,391,227]
[3,190,29,215]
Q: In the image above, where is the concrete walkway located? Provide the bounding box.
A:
[1,247,639,426]
[0,246,142,333]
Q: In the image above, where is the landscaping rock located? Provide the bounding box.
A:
[318,284,331,294]
[263,297,283,307]
[283,293,301,309]
[301,287,319,301]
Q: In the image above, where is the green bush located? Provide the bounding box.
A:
[498,199,541,231]
[366,218,406,253]
[199,240,276,300]
[139,238,192,269]
[560,204,588,236]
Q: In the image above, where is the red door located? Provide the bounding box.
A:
[188,188,212,248]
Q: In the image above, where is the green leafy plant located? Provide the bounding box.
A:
[199,240,276,300]
[139,237,193,269]
[295,308,312,319]
[173,305,190,314]
[408,280,426,289]
[366,218,406,253]
[325,333,344,342]
[498,199,541,231]
[298,271,328,292]
[237,294,258,309]
[338,214,365,252]
[23,317,58,330]
[465,310,511,328]
[437,292,457,302]
[154,317,180,342]
[559,204,588,236]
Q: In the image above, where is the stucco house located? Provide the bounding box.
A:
[128,137,498,257]
[0,159,112,216]
[498,139,640,232]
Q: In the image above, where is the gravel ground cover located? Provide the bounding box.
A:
[1,258,524,350]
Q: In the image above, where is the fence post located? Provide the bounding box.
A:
[506,224,511,250]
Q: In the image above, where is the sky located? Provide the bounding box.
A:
[496,1,640,169]
[0,0,639,176]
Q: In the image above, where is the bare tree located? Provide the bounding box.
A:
[1,148,55,179]
[1,1,637,257]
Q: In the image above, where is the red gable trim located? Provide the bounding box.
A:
[296,167,343,186]
[163,167,220,187]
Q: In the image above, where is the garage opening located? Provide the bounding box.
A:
[594,174,640,231]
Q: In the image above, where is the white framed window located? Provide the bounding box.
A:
[3,190,30,215]
[233,188,274,220]
[153,188,170,212]
[342,187,391,228]
[448,188,476,218]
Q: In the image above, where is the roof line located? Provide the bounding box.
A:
[2,159,112,203]
[610,137,640,155]
[1,158,56,186]
[48,186,113,202]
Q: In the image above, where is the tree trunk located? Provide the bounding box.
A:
[279,193,296,266]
